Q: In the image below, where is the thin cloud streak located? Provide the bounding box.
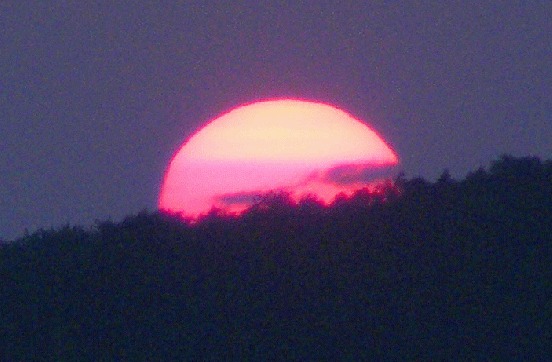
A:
[213,162,398,209]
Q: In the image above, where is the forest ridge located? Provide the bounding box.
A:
[1,154,551,360]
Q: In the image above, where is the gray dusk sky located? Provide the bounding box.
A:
[1,1,551,240]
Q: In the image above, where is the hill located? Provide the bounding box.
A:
[1,155,551,360]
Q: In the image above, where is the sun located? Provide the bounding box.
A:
[159,99,399,217]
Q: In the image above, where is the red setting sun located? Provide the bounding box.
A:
[159,99,399,217]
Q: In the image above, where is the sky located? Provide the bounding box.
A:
[1,1,551,240]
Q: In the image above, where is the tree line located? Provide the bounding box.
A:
[1,154,551,360]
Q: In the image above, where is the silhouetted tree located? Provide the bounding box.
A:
[437,168,453,184]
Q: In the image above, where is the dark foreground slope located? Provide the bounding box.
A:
[1,155,551,361]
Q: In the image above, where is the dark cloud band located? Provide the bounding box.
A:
[213,163,398,207]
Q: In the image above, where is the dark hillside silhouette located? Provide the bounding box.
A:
[1,154,551,360]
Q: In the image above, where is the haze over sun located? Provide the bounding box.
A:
[159,99,399,217]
